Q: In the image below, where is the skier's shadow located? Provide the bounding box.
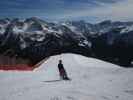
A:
[43,79,61,83]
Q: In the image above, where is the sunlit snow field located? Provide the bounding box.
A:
[0,54,133,100]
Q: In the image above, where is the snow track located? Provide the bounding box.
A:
[0,54,133,100]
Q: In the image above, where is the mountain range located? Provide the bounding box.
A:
[0,17,133,67]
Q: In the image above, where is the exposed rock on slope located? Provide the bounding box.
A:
[0,17,133,67]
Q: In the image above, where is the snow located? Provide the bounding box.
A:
[0,25,5,34]
[120,25,133,34]
[78,39,92,47]
[19,36,27,49]
[13,26,25,34]
[0,53,133,100]
[61,23,83,35]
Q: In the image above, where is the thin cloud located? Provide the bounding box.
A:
[54,0,133,22]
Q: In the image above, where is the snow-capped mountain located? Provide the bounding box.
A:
[0,17,133,67]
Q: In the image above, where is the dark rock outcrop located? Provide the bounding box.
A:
[0,17,133,67]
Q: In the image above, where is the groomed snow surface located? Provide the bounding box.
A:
[0,54,133,100]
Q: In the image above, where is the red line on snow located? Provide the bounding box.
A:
[0,65,36,71]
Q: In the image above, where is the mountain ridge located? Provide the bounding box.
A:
[0,17,133,67]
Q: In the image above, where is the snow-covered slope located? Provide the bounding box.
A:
[0,54,133,100]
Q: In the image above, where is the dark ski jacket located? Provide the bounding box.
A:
[58,63,64,71]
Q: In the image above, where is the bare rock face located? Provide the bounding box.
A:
[0,17,133,67]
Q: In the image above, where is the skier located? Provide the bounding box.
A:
[58,60,69,80]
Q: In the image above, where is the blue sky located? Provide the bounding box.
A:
[0,0,133,22]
